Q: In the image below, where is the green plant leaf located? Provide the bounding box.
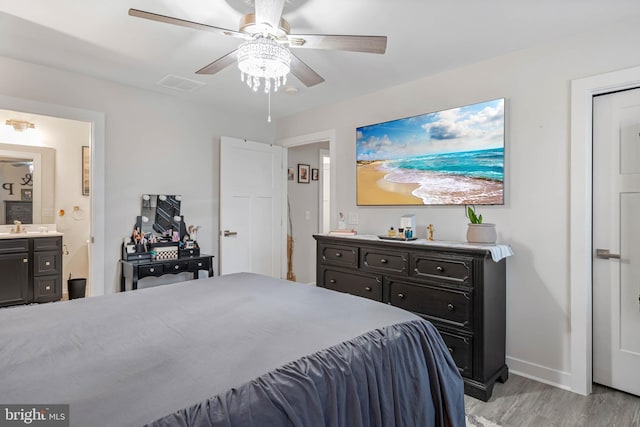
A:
[467,206,483,224]
[467,206,477,224]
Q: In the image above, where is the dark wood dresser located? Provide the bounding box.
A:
[314,234,508,401]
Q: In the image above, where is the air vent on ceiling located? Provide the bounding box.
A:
[157,74,206,92]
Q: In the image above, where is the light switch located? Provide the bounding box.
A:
[304,211,310,220]
[348,212,358,225]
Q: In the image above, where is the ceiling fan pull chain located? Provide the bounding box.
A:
[267,91,272,123]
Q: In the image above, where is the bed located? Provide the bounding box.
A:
[0,273,464,427]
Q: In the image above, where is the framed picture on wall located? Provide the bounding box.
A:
[312,168,319,181]
[82,145,90,196]
[21,188,33,201]
[287,168,294,181]
[298,164,310,183]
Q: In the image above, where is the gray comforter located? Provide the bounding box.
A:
[0,273,464,426]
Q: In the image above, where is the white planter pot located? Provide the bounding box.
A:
[466,223,497,244]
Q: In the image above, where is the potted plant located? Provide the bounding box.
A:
[466,206,497,244]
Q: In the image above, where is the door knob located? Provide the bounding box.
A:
[223,230,238,237]
[596,249,621,259]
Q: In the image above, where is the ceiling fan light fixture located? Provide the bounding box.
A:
[237,36,291,93]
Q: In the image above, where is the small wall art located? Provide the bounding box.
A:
[311,168,319,181]
[298,164,310,183]
[287,168,294,181]
[21,188,32,201]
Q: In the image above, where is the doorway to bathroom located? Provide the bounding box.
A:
[0,108,93,298]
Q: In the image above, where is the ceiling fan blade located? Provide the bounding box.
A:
[289,53,324,87]
[128,8,248,39]
[288,34,387,54]
[196,50,238,75]
[254,0,285,31]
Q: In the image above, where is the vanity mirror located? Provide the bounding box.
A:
[0,143,55,225]
[140,194,182,237]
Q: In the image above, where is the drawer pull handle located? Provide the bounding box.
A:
[447,303,455,311]
[329,279,336,284]
[23,258,28,263]
[198,263,202,267]
[45,286,51,291]
[448,347,454,354]
[365,286,372,291]
[436,266,444,272]
[335,253,342,257]
[380,259,388,264]
[398,293,405,299]
[174,265,180,270]
[45,261,51,266]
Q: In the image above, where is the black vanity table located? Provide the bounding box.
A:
[120,253,214,292]
[120,194,214,292]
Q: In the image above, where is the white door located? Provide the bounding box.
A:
[219,137,284,277]
[593,87,640,396]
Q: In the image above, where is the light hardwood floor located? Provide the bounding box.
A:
[465,374,640,426]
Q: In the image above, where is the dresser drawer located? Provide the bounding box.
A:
[34,251,61,276]
[322,268,382,302]
[34,237,62,252]
[440,330,472,376]
[188,258,210,271]
[388,280,472,329]
[33,275,62,303]
[361,247,408,275]
[319,244,358,268]
[411,254,473,285]
[163,260,190,273]
[138,264,163,278]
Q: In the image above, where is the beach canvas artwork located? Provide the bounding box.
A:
[356,98,504,206]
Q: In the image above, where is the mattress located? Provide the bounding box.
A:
[0,272,464,426]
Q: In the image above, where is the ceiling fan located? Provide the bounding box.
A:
[128,0,387,91]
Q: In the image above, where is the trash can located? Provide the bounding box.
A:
[68,278,87,300]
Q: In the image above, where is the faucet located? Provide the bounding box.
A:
[13,220,22,233]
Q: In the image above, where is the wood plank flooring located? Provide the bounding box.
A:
[465,374,640,426]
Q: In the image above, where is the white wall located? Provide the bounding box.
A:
[0,55,275,294]
[287,141,329,283]
[276,20,640,390]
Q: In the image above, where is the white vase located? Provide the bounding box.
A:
[466,223,497,244]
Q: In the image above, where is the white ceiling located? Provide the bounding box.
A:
[1,0,640,121]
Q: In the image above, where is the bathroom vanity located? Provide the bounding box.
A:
[0,233,63,307]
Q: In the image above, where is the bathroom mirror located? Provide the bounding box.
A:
[140,194,182,236]
[0,143,55,225]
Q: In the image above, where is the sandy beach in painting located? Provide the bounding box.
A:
[357,161,422,205]
[357,161,503,205]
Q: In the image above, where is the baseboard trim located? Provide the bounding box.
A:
[506,356,572,391]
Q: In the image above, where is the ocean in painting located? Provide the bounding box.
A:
[377,148,504,205]
[382,148,504,181]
